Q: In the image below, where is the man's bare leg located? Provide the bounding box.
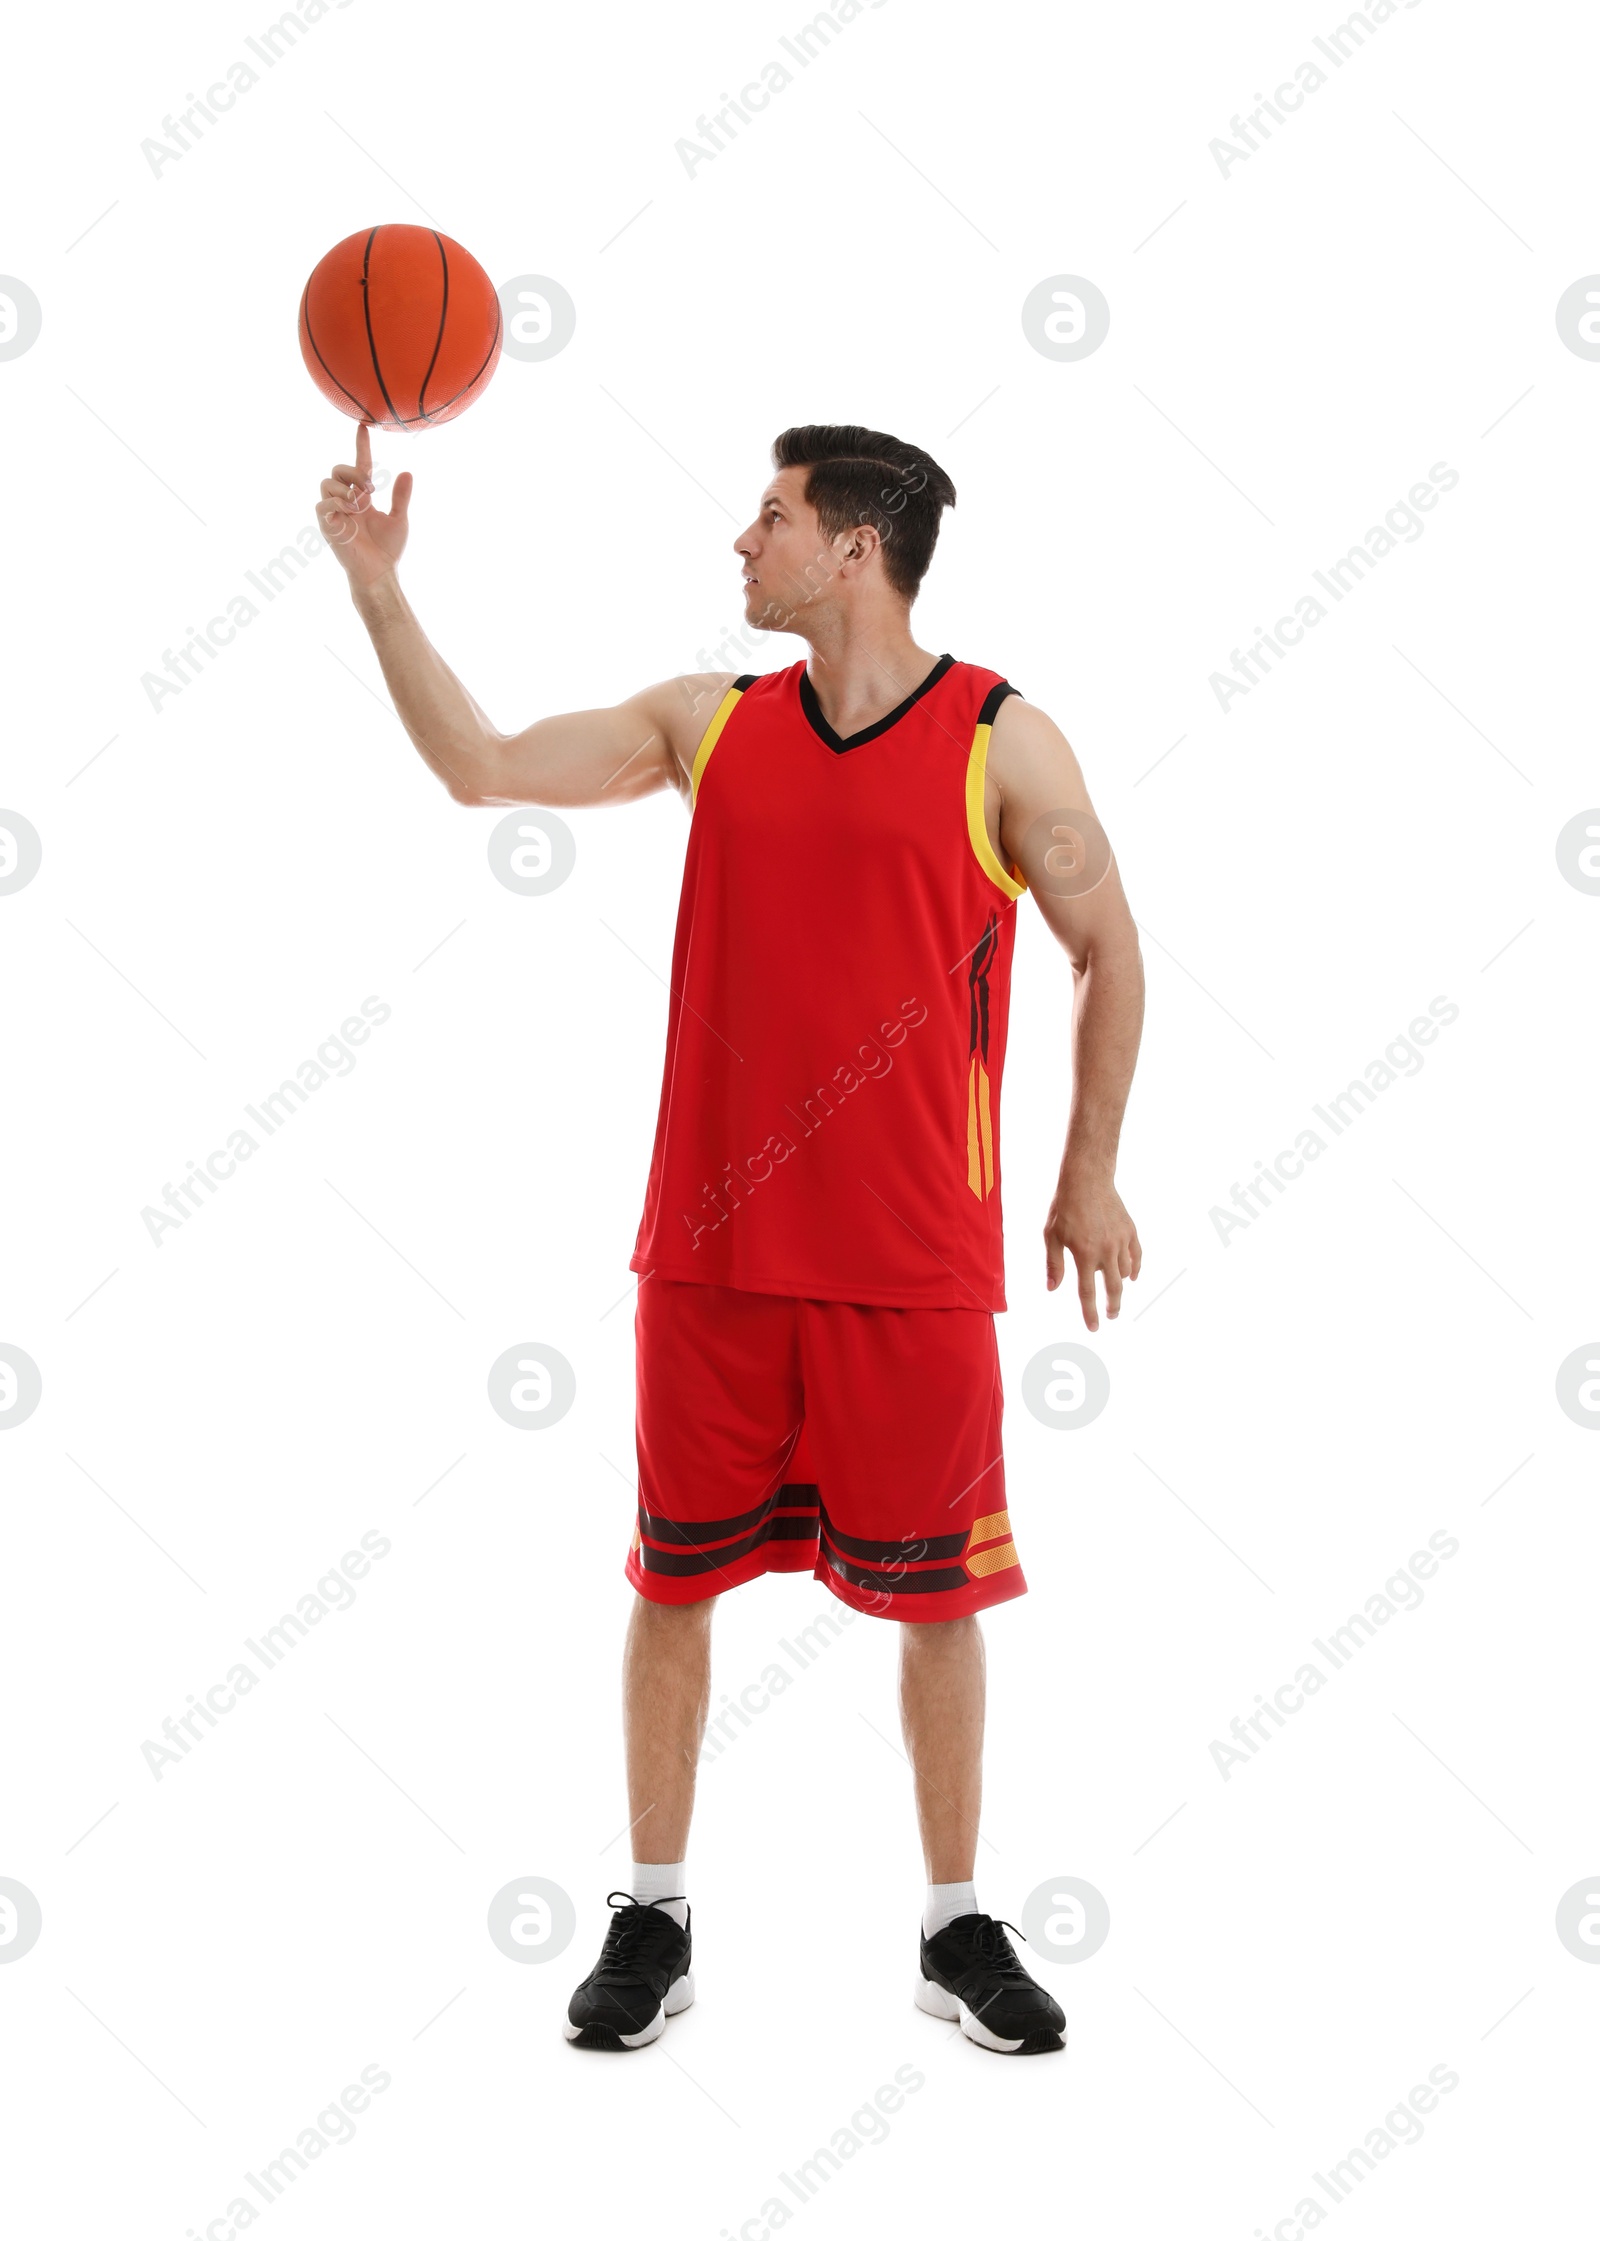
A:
[622,1594,714,1865]
[901,1612,1065,2052]
[898,1613,985,1881]
[563,1595,710,2047]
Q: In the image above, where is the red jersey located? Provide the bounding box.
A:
[630,655,1026,1311]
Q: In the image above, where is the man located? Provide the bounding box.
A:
[317,420,1143,2056]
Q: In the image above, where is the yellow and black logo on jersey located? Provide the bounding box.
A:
[966,912,999,1199]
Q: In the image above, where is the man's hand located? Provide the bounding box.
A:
[317,421,412,594]
[1045,1168,1141,1331]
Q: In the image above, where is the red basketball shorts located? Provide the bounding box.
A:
[626,1276,1026,1622]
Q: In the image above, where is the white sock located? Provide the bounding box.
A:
[630,1859,688,1929]
[924,1880,979,1937]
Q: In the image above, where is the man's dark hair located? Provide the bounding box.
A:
[770,424,956,600]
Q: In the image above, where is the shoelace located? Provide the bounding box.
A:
[948,1916,1045,2030]
[594,1891,686,1974]
[958,1915,1031,1978]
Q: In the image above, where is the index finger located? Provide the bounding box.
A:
[355,420,372,481]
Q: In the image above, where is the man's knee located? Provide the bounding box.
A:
[631,1590,715,1632]
[900,1612,980,1647]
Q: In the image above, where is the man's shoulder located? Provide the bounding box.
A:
[623,671,738,791]
[655,668,738,729]
[986,684,1071,759]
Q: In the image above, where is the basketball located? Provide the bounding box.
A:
[298,224,502,430]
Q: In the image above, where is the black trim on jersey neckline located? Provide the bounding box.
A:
[797,651,956,753]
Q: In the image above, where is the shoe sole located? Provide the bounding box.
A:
[914,1972,1065,2055]
[564,1969,695,2050]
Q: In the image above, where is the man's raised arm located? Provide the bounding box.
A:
[318,423,732,809]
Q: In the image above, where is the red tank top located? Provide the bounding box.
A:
[631,655,1026,1311]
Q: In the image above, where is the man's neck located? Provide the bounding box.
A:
[800,622,944,739]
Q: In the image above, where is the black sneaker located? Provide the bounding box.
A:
[564,1892,694,2050]
[916,1912,1065,2054]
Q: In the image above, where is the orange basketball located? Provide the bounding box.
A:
[298,224,502,430]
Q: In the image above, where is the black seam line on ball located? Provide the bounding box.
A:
[395,300,502,426]
[417,231,449,421]
[301,282,380,422]
[367,305,499,427]
[446,297,502,408]
[361,227,402,427]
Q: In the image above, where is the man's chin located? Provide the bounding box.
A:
[744,594,793,634]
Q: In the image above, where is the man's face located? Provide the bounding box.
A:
[734,467,841,631]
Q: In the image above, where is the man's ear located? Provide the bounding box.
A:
[838,520,882,571]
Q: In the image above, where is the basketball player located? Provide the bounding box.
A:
[317,421,1143,2056]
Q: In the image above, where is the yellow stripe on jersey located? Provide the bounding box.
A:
[964,720,1027,898]
[968,1057,990,1201]
[966,1056,996,1199]
[690,683,746,804]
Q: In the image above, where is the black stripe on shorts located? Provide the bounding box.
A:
[638,1504,819,1579]
[819,1546,972,1597]
[638,1481,819,1550]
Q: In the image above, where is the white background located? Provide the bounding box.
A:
[2,0,1597,2234]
